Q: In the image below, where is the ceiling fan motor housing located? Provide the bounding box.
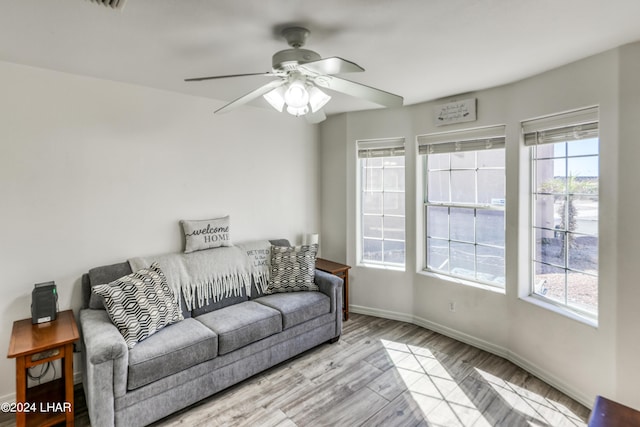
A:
[189,24,403,118]
[272,48,321,72]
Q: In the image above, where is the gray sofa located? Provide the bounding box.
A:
[78,247,343,427]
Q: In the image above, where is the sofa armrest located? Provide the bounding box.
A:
[314,269,343,337]
[79,309,129,427]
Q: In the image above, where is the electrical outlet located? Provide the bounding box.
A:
[449,301,456,312]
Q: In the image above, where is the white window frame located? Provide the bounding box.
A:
[418,125,506,288]
[523,107,599,320]
[357,137,406,269]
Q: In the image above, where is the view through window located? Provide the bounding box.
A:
[419,127,506,287]
[526,109,599,317]
[358,138,406,267]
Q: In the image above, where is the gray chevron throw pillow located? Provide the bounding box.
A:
[267,244,319,294]
[93,262,183,348]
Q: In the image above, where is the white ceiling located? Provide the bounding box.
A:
[2,0,640,116]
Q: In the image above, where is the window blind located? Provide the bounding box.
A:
[417,125,506,155]
[357,137,405,158]
[522,106,599,146]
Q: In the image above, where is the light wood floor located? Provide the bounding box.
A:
[1,313,592,426]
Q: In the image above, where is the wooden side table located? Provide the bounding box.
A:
[316,258,351,321]
[7,310,79,427]
[588,395,640,427]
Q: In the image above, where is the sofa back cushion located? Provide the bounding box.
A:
[87,261,192,319]
[85,261,248,320]
[83,238,291,318]
[88,262,133,309]
[191,238,292,311]
[191,289,248,317]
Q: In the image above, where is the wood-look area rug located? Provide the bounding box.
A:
[1,313,591,427]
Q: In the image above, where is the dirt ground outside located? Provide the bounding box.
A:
[534,235,598,313]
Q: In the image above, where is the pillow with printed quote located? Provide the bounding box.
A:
[180,216,232,254]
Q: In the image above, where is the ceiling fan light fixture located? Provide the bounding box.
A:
[185,26,404,123]
[286,105,309,117]
[263,86,286,112]
[308,86,331,113]
[284,80,310,109]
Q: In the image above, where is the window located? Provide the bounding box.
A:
[419,126,506,287]
[524,107,599,317]
[358,138,405,267]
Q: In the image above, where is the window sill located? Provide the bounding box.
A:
[520,295,598,328]
[417,270,506,295]
[357,262,405,272]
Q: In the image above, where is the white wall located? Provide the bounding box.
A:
[346,108,416,317]
[506,47,619,407]
[319,114,347,262]
[615,41,640,407]
[0,61,319,400]
[320,42,640,409]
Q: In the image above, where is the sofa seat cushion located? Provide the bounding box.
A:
[128,318,218,390]
[254,291,331,330]
[196,301,282,355]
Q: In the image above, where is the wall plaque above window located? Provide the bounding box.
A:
[434,98,477,126]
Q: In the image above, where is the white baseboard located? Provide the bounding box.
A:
[350,304,415,324]
[0,391,14,406]
[349,304,592,408]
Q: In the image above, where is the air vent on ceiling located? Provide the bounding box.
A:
[88,0,127,10]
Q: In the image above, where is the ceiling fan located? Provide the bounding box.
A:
[184,26,404,123]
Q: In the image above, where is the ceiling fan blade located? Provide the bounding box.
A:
[185,72,274,82]
[305,109,327,124]
[299,57,364,75]
[313,75,403,108]
[215,79,286,114]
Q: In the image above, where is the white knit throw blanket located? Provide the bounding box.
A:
[129,240,271,311]
[236,240,272,295]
